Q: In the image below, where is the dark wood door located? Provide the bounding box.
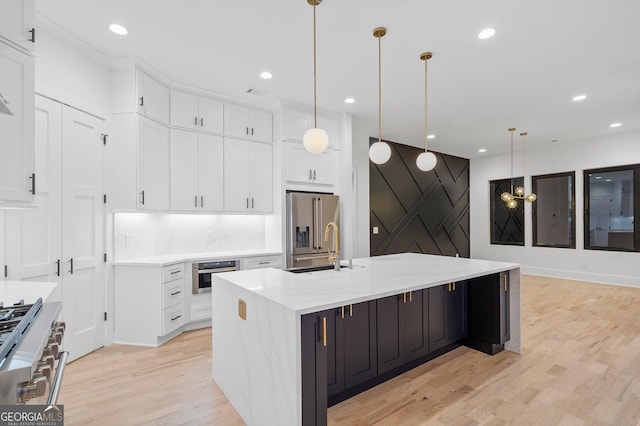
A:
[428,285,448,352]
[301,313,328,426]
[343,301,377,389]
[447,281,467,343]
[376,294,404,374]
[404,289,430,362]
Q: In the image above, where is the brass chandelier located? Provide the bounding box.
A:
[500,128,536,209]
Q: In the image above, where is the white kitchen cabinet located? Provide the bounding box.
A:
[282,107,340,148]
[170,129,223,212]
[114,262,186,346]
[284,142,337,187]
[111,114,170,211]
[223,138,272,213]
[112,68,170,125]
[0,0,35,53]
[170,90,223,133]
[242,255,282,270]
[224,103,272,142]
[0,40,34,205]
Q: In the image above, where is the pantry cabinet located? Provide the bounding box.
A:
[112,68,170,125]
[223,138,272,213]
[170,91,223,133]
[0,39,34,205]
[170,129,223,212]
[223,103,272,142]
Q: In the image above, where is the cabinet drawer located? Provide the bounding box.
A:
[162,280,184,309]
[242,255,282,270]
[163,304,185,335]
[162,263,184,283]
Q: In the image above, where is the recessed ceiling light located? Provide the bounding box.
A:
[572,94,587,101]
[595,176,602,180]
[605,179,612,182]
[610,122,622,128]
[427,134,435,139]
[478,28,496,39]
[478,148,487,153]
[344,97,355,104]
[259,71,272,80]
[109,24,128,35]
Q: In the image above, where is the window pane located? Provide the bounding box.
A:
[532,172,575,248]
[584,165,639,251]
[490,177,524,245]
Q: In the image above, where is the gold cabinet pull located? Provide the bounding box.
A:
[349,304,353,317]
[504,274,508,292]
[447,283,451,292]
[322,317,327,347]
[403,293,407,303]
[341,306,344,319]
[453,282,456,291]
[409,291,413,302]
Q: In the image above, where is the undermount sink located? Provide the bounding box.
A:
[287,264,352,274]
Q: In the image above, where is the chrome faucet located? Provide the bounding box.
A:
[324,221,340,271]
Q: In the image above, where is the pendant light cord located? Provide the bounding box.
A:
[313,4,317,128]
[378,33,382,143]
[424,57,428,151]
[510,129,514,193]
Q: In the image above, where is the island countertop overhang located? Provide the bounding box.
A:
[213,253,519,315]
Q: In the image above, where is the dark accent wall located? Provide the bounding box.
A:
[370,139,470,257]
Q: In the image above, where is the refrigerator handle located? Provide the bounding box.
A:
[318,197,323,250]
[312,196,317,250]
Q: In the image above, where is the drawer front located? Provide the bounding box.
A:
[242,255,282,270]
[162,280,185,309]
[162,263,184,283]
[163,304,185,335]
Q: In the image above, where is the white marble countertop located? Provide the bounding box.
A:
[112,249,282,266]
[214,252,519,315]
[0,280,60,305]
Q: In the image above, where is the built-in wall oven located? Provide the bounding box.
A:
[192,260,239,294]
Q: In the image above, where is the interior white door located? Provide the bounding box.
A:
[5,96,62,282]
[61,106,105,361]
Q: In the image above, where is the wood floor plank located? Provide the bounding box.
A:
[59,275,640,425]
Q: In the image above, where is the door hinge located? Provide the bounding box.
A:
[104,312,107,321]
[102,134,108,145]
[103,194,107,204]
[4,265,7,278]
[104,253,107,262]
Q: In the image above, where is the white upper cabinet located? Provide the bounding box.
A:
[138,116,170,210]
[170,129,223,212]
[224,103,272,142]
[282,107,340,148]
[112,68,170,125]
[284,142,337,187]
[224,138,272,213]
[0,40,34,204]
[170,91,223,134]
[0,0,35,53]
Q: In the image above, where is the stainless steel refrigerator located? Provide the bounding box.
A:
[286,191,340,270]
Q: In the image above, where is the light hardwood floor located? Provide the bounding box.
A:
[59,276,640,425]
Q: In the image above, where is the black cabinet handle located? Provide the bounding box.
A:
[140,191,145,205]
[246,198,249,209]
[313,170,316,180]
[29,28,35,43]
[69,258,74,275]
[139,96,144,106]
[251,198,254,209]
[170,291,182,296]
[251,128,254,136]
[200,118,204,127]
[246,127,249,135]
[194,117,198,125]
[29,173,36,195]
[56,259,60,277]
[171,314,182,321]
[201,196,204,208]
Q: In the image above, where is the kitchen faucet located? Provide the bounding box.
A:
[324,221,340,271]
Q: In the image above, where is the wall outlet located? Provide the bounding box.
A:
[372,226,379,235]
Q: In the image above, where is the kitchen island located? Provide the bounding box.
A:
[212,253,520,425]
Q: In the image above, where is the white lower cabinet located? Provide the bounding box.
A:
[223,138,272,213]
[242,254,282,270]
[114,262,186,346]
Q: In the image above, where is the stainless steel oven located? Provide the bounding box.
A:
[192,260,239,294]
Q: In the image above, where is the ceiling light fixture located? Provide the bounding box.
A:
[260,71,272,80]
[369,27,391,164]
[344,97,355,104]
[478,28,496,39]
[478,148,487,153]
[416,52,437,172]
[610,122,622,128]
[572,94,587,101]
[500,128,536,209]
[427,134,435,139]
[109,24,128,35]
[302,0,329,154]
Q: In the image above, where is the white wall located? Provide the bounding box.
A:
[352,116,372,258]
[471,129,640,287]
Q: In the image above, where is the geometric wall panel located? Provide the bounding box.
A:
[370,139,470,258]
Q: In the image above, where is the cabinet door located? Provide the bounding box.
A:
[223,138,250,211]
[343,301,377,389]
[376,295,404,374]
[428,285,448,352]
[249,142,272,212]
[249,108,272,142]
[326,308,344,398]
[170,91,199,130]
[317,114,340,148]
[0,0,35,52]
[169,129,198,211]
[447,281,467,343]
[137,70,170,124]
[301,313,328,426]
[198,97,223,134]
[500,272,510,344]
[223,103,250,139]
[404,289,430,362]
[284,143,312,184]
[198,134,224,211]
[138,116,169,210]
[0,42,34,203]
[311,150,337,186]
[283,108,311,141]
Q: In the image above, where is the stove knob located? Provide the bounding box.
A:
[41,354,55,370]
[54,321,66,331]
[53,325,65,337]
[47,340,60,358]
[36,363,52,382]
[50,331,63,345]
[16,376,47,403]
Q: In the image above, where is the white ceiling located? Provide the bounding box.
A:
[36,0,640,159]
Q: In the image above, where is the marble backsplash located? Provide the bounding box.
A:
[113,212,267,261]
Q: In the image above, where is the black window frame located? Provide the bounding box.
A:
[532,171,576,249]
[490,177,525,246]
[583,164,640,252]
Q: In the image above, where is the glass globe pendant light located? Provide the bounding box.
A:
[500,128,536,208]
[416,51,437,171]
[369,27,391,164]
[302,0,329,154]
